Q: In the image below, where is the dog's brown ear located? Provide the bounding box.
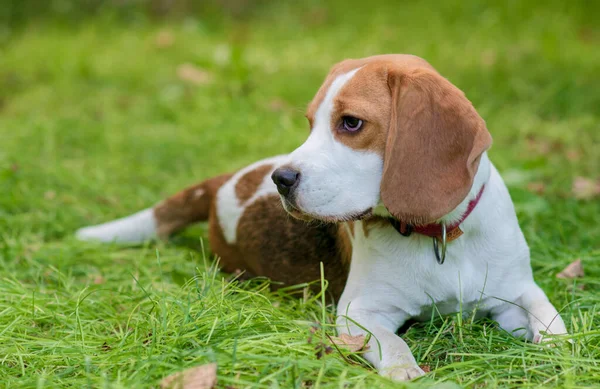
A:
[381,68,492,225]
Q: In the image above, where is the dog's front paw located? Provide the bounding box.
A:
[381,364,426,381]
[531,318,568,345]
[533,330,570,345]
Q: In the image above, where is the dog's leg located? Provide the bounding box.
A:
[491,283,567,343]
[491,298,533,339]
[76,174,231,243]
[336,300,424,381]
[519,283,567,343]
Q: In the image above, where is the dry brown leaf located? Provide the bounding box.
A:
[525,135,563,156]
[177,63,213,86]
[160,363,217,389]
[420,365,431,373]
[481,49,497,67]
[330,333,368,353]
[566,149,581,161]
[527,182,546,195]
[557,259,584,279]
[572,177,600,200]
[578,27,595,43]
[93,275,105,285]
[303,7,328,27]
[267,98,291,112]
[155,30,175,48]
[526,137,550,154]
[44,190,56,200]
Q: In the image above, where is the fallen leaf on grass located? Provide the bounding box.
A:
[93,275,105,285]
[420,365,431,373]
[578,27,596,43]
[572,177,600,200]
[527,182,546,195]
[160,363,217,389]
[329,333,369,353]
[177,63,213,86]
[155,30,175,48]
[525,135,563,155]
[303,7,328,27]
[557,259,584,279]
[481,49,497,67]
[566,149,581,161]
[266,98,291,113]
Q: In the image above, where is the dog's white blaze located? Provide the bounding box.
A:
[288,67,384,219]
[216,155,288,244]
[75,208,157,243]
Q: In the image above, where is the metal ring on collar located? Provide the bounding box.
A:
[432,223,447,265]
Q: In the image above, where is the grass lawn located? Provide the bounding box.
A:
[1,1,599,387]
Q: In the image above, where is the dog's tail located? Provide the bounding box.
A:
[76,174,232,243]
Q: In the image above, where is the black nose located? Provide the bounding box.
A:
[271,167,300,196]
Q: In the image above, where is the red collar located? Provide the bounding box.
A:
[389,185,485,239]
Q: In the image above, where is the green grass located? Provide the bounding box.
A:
[1,1,599,387]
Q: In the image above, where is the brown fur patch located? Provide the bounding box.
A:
[235,163,273,203]
[330,64,391,153]
[154,174,232,238]
[234,195,349,299]
[337,223,354,267]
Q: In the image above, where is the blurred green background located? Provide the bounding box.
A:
[1,0,599,240]
[1,1,599,388]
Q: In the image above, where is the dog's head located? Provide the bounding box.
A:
[272,54,492,225]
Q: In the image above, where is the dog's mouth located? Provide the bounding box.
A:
[281,200,314,222]
[281,199,372,223]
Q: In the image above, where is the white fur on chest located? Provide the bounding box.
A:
[340,158,534,319]
[347,225,499,316]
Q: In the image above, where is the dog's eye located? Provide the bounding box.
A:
[342,116,363,132]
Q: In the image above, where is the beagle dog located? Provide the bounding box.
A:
[76,54,567,381]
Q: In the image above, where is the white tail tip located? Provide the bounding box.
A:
[76,208,157,243]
